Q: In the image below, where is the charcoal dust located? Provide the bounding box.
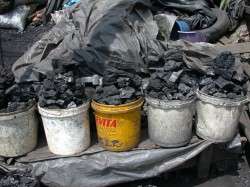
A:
[199,51,248,99]
[0,168,38,187]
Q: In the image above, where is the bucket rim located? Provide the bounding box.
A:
[92,97,144,107]
[145,95,195,109]
[196,89,247,106]
[91,97,144,114]
[38,99,90,117]
[0,101,36,117]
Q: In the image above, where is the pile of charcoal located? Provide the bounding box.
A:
[0,168,39,187]
[93,61,143,105]
[0,84,36,113]
[0,68,36,113]
[38,61,87,109]
[0,67,14,89]
[146,49,198,100]
[0,67,14,108]
[199,51,248,99]
[146,69,197,100]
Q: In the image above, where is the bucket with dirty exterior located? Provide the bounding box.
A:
[38,100,90,155]
[146,96,195,147]
[91,98,144,152]
[195,89,247,143]
[0,103,38,157]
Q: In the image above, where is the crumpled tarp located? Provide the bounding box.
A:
[226,0,246,32]
[0,126,236,187]
[30,141,210,187]
[12,0,218,83]
[4,128,241,187]
[155,0,217,30]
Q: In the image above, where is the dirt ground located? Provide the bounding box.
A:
[1,25,250,187]
[0,25,52,69]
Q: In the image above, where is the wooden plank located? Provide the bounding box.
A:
[219,36,232,45]
[214,42,250,54]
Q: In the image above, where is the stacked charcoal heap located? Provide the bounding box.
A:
[199,51,248,99]
[0,67,35,113]
[93,61,143,105]
[0,168,39,187]
[0,67,14,108]
[146,50,198,100]
[38,61,87,109]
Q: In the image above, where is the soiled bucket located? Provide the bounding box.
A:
[38,101,90,155]
[91,98,144,152]
[0,104,38,157]
[146,96,195,147]
[195,89,247,143]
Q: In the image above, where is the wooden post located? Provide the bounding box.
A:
[197,144,214,178]
[0,31,4,68]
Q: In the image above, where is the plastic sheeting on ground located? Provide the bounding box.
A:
[30,141,211,187]
[12,0,219,83]
[2,127,241,187]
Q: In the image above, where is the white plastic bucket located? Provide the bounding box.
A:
[146,96,195,147]
[195,89,247,143]
[0,104,38,157]
[38,101,90,155]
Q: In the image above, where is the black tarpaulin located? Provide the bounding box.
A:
[12,0,218,83]
[5,128,241,187]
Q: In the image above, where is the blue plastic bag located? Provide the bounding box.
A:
[63,0,80,8]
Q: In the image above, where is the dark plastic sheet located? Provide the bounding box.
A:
[10,129,242,187]
[17,128,213,187]
[155,0,217,30]
[12,0,218,83]
[226,0,246,32]
[30,141,211,187]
